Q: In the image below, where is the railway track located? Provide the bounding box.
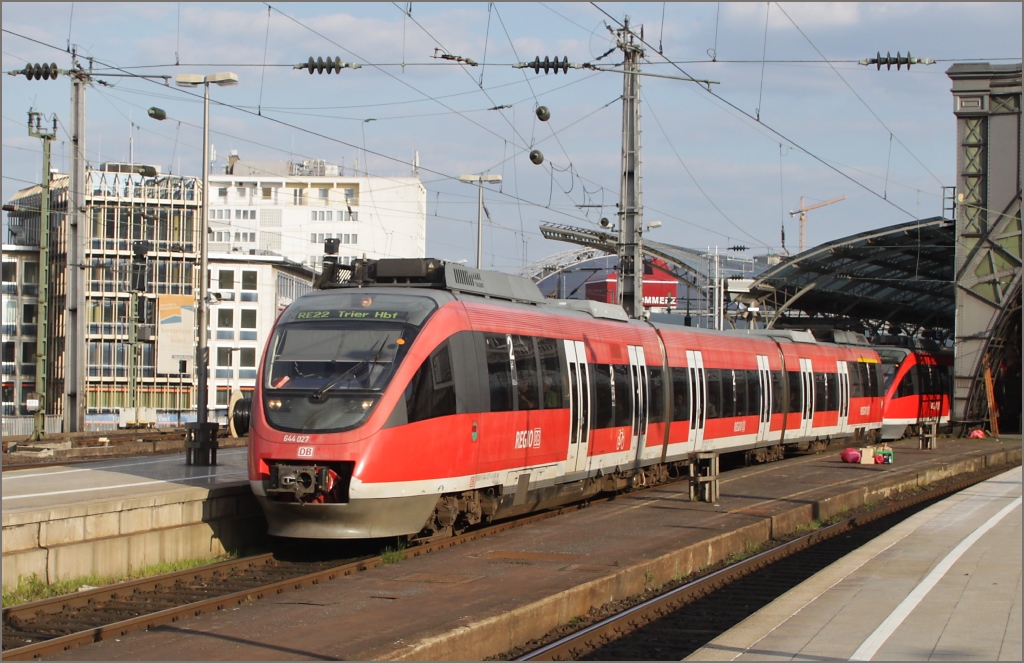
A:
[1,430,244,471]
[0,499,594,661]
[512,467,1009,661]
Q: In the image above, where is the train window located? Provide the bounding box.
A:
[814,373,828,411]
[612,364,631,428]
[827,373,839,410]
[705,369,722,419]
[869,363,882,398]
[882,363,899,393]
[721,369,736,418]
[484,333,515,412]
[745,370,759,417]
[512,335,540,411]
[671,367,689,421]
[537,337,565,409]
[592,364,614,429]
[940,366,951,396]
[787,371,802,413]
[847,362,863,398]
[405,342,456,423]
[770,371,784,414]
[923,365,941,395]
[895,370,916,398]
[648,366,665,421]
[738,371,751,417]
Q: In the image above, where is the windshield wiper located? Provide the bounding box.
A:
[311,338,387,400]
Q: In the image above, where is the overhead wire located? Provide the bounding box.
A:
[588,3,919,221]
[3,27,601,235]
[771,2,946,188]
[642,89,771,249]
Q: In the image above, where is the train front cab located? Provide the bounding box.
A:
[879,348,952,440]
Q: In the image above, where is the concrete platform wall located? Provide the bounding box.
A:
[2,485,266,590]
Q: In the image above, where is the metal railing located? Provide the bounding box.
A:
[1,415,64,438]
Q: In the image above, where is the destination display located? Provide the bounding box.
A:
[293,309,409,321]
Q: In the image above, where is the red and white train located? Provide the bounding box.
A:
[876,340,953,440]
[247,258,885,540]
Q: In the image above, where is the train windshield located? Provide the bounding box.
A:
[261,293,436,432]
[876,350,905,392]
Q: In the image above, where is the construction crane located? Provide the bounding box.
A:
[789,195,846,253]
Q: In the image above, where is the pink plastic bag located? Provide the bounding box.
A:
[968,429,986,439]
[840,448,861,463]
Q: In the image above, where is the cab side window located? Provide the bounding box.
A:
[406,342,456,423]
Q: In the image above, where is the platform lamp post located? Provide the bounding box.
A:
[149,71,237,465]
[458,174,502,269]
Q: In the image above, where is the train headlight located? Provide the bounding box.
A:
[361,400,372,410]
[268,399,283,410]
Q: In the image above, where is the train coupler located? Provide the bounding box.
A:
[268,464,332,500]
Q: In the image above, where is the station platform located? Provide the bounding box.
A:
[1,448,260,590]
[28,434,1019,662]
[689,464,1022,661]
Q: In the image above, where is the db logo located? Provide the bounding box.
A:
[514,428,542,449]
[296,446,315,457]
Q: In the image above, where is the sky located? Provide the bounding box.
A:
[2,2,1021,273]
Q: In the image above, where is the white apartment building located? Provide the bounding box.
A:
[206,253,313,427]
[208,154,426,271]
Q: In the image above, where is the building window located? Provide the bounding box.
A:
[319,188,329,200]
[241,270,257,290]
[326,211,333,221]
[217,347,234,367]
[240,309,257,340]
[2,341,14,363]
[22,342,35,364]
[218,309,234,328]
[240,348,256,367]
[23,262,38,284]
[237,187,247,197]
[217,187,228,198]
[22,303,38,324]
[216,389,230,406]
[310,233,316,243]
[262,187,273,200]
[1,262,15,283]
[218,270,233,290]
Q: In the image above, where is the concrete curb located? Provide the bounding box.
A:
[379,446,1022,661]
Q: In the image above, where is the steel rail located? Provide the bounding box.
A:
[518,466,1012,661]
[1,500,591,660]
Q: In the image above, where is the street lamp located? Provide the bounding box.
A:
[150,71,237,464]
[458,174,502,269]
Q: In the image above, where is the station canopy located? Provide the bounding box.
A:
[744,217,956,332]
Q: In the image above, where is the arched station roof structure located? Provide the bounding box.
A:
[744,217,956,333]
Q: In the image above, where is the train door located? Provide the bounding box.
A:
[564,340,592,473]
[798,357,815,437]
[685,350,707,450]
[836,360,851,431]
[627,345,648,455]
[756,354,772,442]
